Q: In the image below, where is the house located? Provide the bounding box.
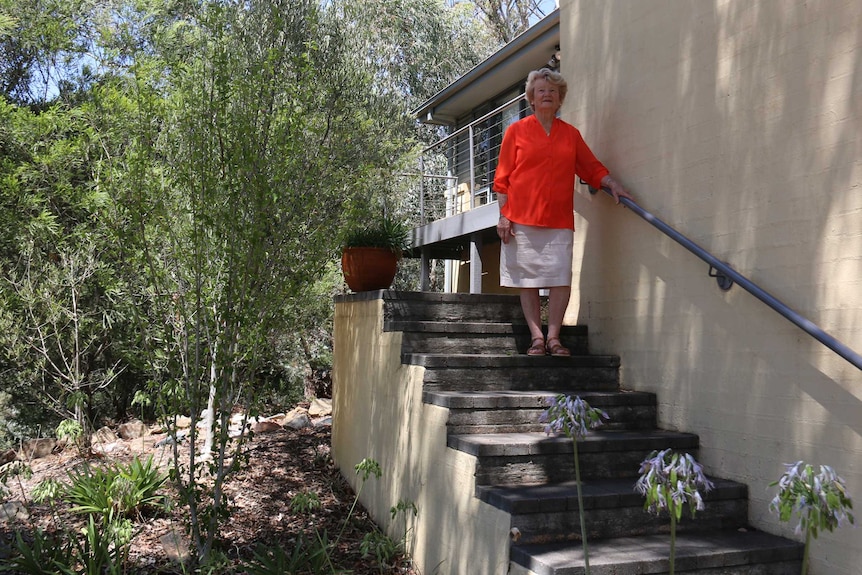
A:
[333,2,861,574]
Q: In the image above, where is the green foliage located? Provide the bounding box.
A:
[390,498,418,520]
[0,460,33,501]
[244,531,337,575]
[355,458,383,482]
[4,456,164,574]
[333,0,492,106]
[360,529,402,567]
[343,213,412,253]
[2,516,131,575]
[0,529,73,575]
[0,391,20,449]
[31,477,65,505]
[67,512,134,575]
[56,419,83,445]
[0,0,501,567]
[289,490,322,514]
[0,97,142,440]
[389,498,418,560]
[65,455,167,518]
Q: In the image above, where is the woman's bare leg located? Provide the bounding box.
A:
[520,288,544,341]
[546,285,571,342]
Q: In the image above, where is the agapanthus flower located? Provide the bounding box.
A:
[539,394,609,440]
[769,461,855,538]
[634,449,714,520]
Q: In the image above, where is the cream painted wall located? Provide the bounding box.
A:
[559,1,862,573]
[332,298,514,575]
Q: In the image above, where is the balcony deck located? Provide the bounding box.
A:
[408,201,499,260]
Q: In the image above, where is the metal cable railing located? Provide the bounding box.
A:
[416,94,527,225]
[593,186,862,371]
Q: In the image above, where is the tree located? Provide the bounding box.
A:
[106,0,416,563]
[471,0,551,44]
[0,98,138,440]
[0,0,95,105]
[334,0,493,107]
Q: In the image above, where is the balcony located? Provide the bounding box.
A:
[408,95,530,293]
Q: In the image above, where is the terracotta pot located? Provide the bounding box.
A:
[341,247,399,292]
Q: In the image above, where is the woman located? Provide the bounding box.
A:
[494,68,632,356]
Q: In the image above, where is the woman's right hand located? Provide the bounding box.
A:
[497,216,515,244]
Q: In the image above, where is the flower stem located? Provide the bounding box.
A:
[573,439,590,575]
[669,513,676,575]
[801,530,810,575]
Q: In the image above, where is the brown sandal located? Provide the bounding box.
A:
[527,337,546,356]
[546,337,571,357]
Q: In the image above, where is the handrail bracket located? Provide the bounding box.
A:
[709,265,734,291]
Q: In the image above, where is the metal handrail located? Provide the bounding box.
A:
[593,186,862,371]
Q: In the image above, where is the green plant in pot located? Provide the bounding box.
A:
[341,214,411,292]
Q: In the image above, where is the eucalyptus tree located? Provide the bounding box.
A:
[334,0,493,107]
[0,0,96,104]
[471,0,552,44]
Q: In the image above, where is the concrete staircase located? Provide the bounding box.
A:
[384,291,803,575]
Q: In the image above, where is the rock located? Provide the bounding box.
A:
[175,416,192,429]
[118,419,150,440]
[91,426,117,445]
[308,397,332,417]
[19,438,57,460]
[252,420,281,434]
[284,413,311,430]
[0,448,17,466]
[0,501,28,523]
[160,530,191,565]
[313,416,332,428]
[91,441,129,456]
[278,407,307,426]
[153,430,187,448]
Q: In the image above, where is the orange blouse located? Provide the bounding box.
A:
[493,115,609,230]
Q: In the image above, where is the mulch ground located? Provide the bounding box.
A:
[1,424,418,574]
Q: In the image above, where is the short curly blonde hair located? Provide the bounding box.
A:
[525,68,567,111]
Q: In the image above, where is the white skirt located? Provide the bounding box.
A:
[500,225,573,288]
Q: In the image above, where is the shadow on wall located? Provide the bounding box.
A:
[564,0,862,550]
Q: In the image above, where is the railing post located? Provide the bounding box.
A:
[469,232,483,294]
[468,125,476,210]
[420,248,431,292]
[418,155,426,225]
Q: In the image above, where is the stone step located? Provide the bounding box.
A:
[449,430,700,485]
[424,390,656,434]
[373,290,803,574]
[509,530,803,575]
[479,477,748,544]
[410,354,620,392]
[382,290,526,323]
[393,322,589,356]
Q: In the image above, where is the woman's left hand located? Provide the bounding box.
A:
[497,215,515,244]
[605,177,634,205]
